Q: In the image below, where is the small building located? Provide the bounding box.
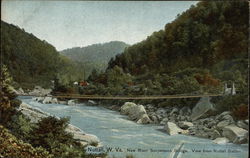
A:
[79,81,89,87]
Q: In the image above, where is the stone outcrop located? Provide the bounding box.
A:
[191,97,217,121]
[222,125,248,144]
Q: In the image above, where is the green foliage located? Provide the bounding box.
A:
[0,65,20,126]
[85,1,248,112]
[8,114,35,141]
[29,116,86,158]
[1,21,85,89]
[0,125,52,158]
[215,94,248,114]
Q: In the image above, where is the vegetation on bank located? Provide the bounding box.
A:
[0,66,102,158]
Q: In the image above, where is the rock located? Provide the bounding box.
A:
[51,98,58,104]
[244,120,249,125]
[88,100,97,105]
[120,102,137,115]
[120,102,151,124]
[236,120,248,130]
[209,130,221,139]
[178,121,194,130]
[17,87,25,95]
[160,118,169,125]
[191,97,217,121]
[170,108,178,116]
[128,105,147,121]
[42,97,53,104]
[222,114,234,122]
[222,125,248,144]
[213,137,230,144]
[58,100,67,104]
[34,97,44,102]
[164,122,184,135]
[179,107,191,115]
[68,100,76,106]
[137,114,151,124]
[74,133,100,146]
[149,115,158,124]
[217,120,231,129]
[19,102,49,123]
[215,111,231,120]
[156,108,167,115]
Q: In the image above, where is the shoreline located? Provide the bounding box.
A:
[18,100,102,148]
[19,95,249,146]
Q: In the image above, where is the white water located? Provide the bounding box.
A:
[20,97,248,158]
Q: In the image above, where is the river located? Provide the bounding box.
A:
[20,97,248,158]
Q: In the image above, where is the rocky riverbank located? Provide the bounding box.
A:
[104,97,249,145]
[18,101,101,147]
[25,87,248,145]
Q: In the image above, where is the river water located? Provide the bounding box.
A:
[20,97,248,158]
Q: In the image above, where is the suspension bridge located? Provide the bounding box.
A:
[19,93,223,100]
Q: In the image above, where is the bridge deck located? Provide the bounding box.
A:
[20,94,222,100]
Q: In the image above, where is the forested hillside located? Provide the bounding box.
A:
[1,21,85,89]
[61,41,129,76]
[86,1,248,111]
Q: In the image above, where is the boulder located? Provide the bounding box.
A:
[120,102,151,124]
[222,114,234,122]
[128,105,147,121]
[213,137,230,144]
[191,97,217,121]
[73,133,100,146]
[179,107,191,116]
[137,114,151,124]
[42,97,53,104]
[236,120,248,130]
[68,100,76,106]
[120,102,137,115]
[51,98,58,104]
[178,121,194,130]
[215,111,231,120]
[170,108,178,116]
[222,125,248,144]
[149,115,158,124]
[209,130,221,139]
[217,120,231,129]
[164,122,184,135]
[160,118,169,125]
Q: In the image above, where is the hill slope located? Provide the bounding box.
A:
[87,1,248,97]
[61,41,129,76]
[1,21,85,89]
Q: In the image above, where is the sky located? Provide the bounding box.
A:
[1,1,197,51]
